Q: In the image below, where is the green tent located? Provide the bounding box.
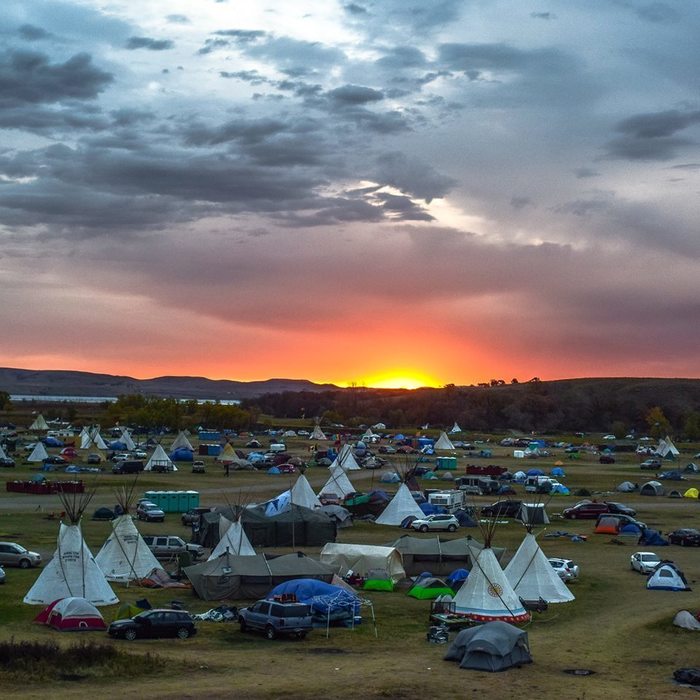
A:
[363,578,394,592]
[407,577,454,600]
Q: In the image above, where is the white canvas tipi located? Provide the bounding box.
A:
[319,465,355,498]
[310,425,327,440]
[434,432,456,451]
[81,427,107,450]
[449,422,462,434]
[145,444,176,471]
[452,544,529,622]
[375,483,425,526]
[657,436,680,459]
[0,444,8,461]
[120,428,136,451]
[208,515,256,560]
[290,474,322,509]
[329,444,361,471]
[96,515,163,582]
[504,532,574,603]
[27,442,49,462]
[171,431,194,452]
[29,414,49,431]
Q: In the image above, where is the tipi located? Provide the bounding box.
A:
[290,474,322,509]
[657,436,680,460]
[24,488,118,606]
[434,432,456,451]
[208,515,256,560]
[95,484,163,582]
[449,422,462,434]
[120,428,136,451]
[310,424,327,440]
[329,444,361,471]
[27,442,49,462]
[171,431,194,452]
[319,465,355,499]
[29,414,49,431]
[375,483,425,526]
[144,444,176,471]
[217,442,237,463]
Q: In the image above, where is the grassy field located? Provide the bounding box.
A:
[1,435,700,699]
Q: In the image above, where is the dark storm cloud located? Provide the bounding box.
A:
[327,84,384,105]
[0,105,109,133]
[372,152,456,202]
[375,192,434,221]
[18,24,53,41]
[125,36,174,51]
[219,70,270,85]
[183,117,288,146]
[213,29,267,42]
[0,50,113,106]
[438,42,567,74]
[243,36,345,73]
[109,108,156,127]
[616,109,700,138]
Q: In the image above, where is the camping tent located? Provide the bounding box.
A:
[34,597,106,631]
[24,522,118,606]
[640,480,664,497]
[444,621,532,672]
[647,562,691,591]
[375,483,425,526]
[310,425,327,440]
[185,551,335,600]
[673,610,700,630]
[27,442,49,462]
[208,515,256,560]
[144,444,176,472]
[452,544,529,623]
[617,481,637,492]
[407,577,454,600]
[684,488,699,499]
[95,515,163,582]
[594,516,621,535]
[434,432,456,451]
[657,436,680,460]
[517,503,550,526]
[504,533,574,603]
[290,474,322,510]
[319,543,405,582]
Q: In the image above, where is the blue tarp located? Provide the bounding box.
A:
[267,579,360,624]
[170,447,194,461]
[267,466,281,475]
[526,468,544,476]
[108,440,126,450]
[43,437,64,447]
[551,467,566,477]
[638,528,669,546]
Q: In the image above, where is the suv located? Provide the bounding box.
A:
[562,502,610,519]
[480,500,522,519]
[0,542,42,568]
[108,609,197,640]
[410,514,459,533]
[112,460,145,474]
[548,558,579,581]
[640,459,662,471]
[238,600,313,639]
[136,502,165,522]
[142,535,204,560]
[181,507,213,526]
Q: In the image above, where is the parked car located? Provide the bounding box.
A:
[108,609,197,640]
[111,453,131,463]
[277,463,297,474]
[630,551,661,574]
[604,502,637,517]
[132,450,148,459]
[562,502,610,519]
[599,455,616,464]
[142,535,204,559]
[192,460,205,473]
[0,565,5,583]
[640,459,662,471]
[136,502,165,522]
[410,514,459,533]
[0,457,15,468]
[112,460,145,474]
[43,455,67,465]
[86,453,102,465]
[181,507,213,526]
[238,599,313,640]
[480,500,523,519]
[668,528,700,547]
[0,542,42,568]
[548,558,579,582]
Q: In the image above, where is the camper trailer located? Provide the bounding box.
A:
[428,490,466,512]
[455,476,500,495]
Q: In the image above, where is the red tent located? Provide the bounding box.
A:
[34,597,106,631]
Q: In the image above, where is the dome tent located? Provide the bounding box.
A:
[444,621,532,672]
[34,597,106,631]
[647,562,691,591]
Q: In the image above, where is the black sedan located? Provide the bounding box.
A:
[480,500,523,519]
[0,458,15,468]
[668,529,700,547]
[108,609,197,640]
[604,502,636,517]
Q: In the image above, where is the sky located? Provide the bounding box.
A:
[0,1,699,389]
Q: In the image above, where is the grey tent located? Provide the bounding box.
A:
[197,505,337,549]
[617,481,637,492]
[389,535,505,577]
[444,621,532,672]
[640,480,665,497]
[184,551,335,600]
[517,503,549,526]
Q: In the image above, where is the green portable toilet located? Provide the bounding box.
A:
[186,490,200,509]
[144,490,158,506]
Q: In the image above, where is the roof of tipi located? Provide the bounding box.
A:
[27,442,49,462]
[329,444,361,471]
[290,474,322,509]
[208,516,256,560]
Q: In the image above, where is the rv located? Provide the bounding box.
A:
[428,490,465,512]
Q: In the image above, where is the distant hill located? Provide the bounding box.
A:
[0,367,339,401]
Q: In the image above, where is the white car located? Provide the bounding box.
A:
[630,551,661,574]
[410,514,459,533]
[548,558,579,582]
[603,435,617,440]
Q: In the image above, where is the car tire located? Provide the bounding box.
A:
[239,619,247,633]
[447,525,457,532]
[265,625,277,640]
[570,514,577,520]
[176,627,190,640]
[296,632,307,640]
[680,539,685,546]
[124,629,137,641]
[419,525,429,533]
[19,559,30,569]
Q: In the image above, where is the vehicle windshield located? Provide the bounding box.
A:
[641,554,659,561]
[276,605,310,617]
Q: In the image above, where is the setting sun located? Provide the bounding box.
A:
[342,371,442,390]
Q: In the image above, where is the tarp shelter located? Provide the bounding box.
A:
[375,483,425,526]
[34,597,106,631]
[444,621,532,672]
[452,545,529,623]
[170,447,194,461]
[407,577,454,600]
[647,562,691,591]
[144,444,176,472]
[434,432,456,451]
[518,503,550,526]
[640,481,664,497]
[27,442,49,462]
[504,533,574,603]
[320,543,405,582]
[267,578,360,625]
[185,551,335,600]
[389,535,505,577]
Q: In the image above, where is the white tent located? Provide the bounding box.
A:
[120,428,136,451]
[217,443,236,462]
[657,436,680,459]
[320,543,405,582]
[449,422,462,434]
[24,522,118,606]
[329,444,361,471]
[372,423,386,431]
[208,516,256,560]
[95,515,163,582]
[452,545,529,623]
[319,466,355,498]
[290,474,322,509]
[504,533,574,603]
[80,428,107,451]
[310,425,327,440]
[29,414,49,431]
[171,431,194,452]
[27,442,49,462]
[434,432,456,451]
[375,483,425,526]
[145,444,176,471]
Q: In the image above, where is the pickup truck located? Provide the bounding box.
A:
[142,535,205,560]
